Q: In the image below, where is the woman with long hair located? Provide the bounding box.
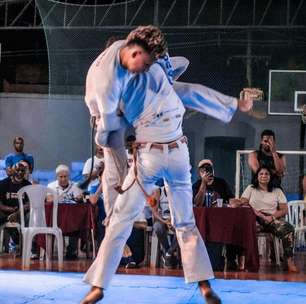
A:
[230,166,299,273]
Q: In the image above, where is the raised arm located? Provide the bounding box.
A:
[248,151,260,173]
[174,81,238,123]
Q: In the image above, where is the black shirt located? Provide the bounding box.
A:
[192,176,234,207]
[0,177,31,208]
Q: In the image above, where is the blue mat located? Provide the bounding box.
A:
[0,270,305,304]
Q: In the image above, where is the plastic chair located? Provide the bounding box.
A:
[287,200,306,249]
[257,231,282,266]
[150,228,181,268]
[17,184,63,270]
[286,193,301,202]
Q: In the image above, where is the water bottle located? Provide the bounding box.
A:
[205,192,213,207]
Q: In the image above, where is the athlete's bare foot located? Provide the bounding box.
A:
[80,286,104,304]
[199,280,222,304]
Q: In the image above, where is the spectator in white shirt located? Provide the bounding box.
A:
[82,145,105,190]
[48,164,83,259]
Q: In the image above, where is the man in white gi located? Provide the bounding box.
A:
[81,25,254,304]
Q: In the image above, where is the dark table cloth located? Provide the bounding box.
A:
[193,206,259,272]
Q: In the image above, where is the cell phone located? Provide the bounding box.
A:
[202,164,214,175]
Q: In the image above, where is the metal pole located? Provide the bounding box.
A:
[246,31,252,86]
[235,150,242,198]
[153,0,159,26]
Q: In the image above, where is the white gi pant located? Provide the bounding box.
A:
[102,146,127,224]
[101,129,128,225]
[84,138,214,288]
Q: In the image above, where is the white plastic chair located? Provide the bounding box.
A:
[257,231,282,266]
[17,184,63,270]
[287,200,306,249]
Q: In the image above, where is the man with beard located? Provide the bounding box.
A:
[248,129,285,188]
[0,162,32,252]
[5,136,34,177]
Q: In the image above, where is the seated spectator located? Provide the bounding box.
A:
[88,170,106,247]
[5,136,34,177]
[82,145,104,190]
[193,159,243,271]
[0,162,32,252]
[47,164,84,260]
[230,166,299,273]
[193,159,234,207]
[248,129,285,188]
[121,209,147,269]
[152,182,178,269]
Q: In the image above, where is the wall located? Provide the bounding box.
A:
[0,93,303,185]
[0,93,91,170]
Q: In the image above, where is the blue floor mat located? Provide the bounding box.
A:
[0,270,305,304]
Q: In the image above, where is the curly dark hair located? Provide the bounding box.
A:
[126,25,167,59]
[251,166,274,192]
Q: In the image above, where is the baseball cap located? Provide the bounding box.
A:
[198,159,213,168]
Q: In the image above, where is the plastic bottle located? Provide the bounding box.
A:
[205,192,213,207]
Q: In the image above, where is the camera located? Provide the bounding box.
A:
[201,164,214,176]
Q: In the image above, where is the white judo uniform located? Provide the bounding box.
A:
[84,40,238,288]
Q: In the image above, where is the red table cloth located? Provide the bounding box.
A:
[193,206,259,272]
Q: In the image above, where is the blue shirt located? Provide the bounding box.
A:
[5,153,34,170]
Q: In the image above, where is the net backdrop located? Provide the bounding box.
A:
[32,0,306,187]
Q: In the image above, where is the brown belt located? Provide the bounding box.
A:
[115,136,188,208]
[137,136,188,151]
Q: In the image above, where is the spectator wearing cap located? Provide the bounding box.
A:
[5,136,34,177]
[47,164,84,260]
[193,159,233,207]
[192,159,243,271]
[152,181,179,269]
[0,162,32,252]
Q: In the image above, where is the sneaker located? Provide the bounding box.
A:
[125,261,137,269]
[30,253,39,260]
[8,240,17,254]
[163,253,174,269]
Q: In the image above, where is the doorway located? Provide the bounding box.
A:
[204,136,245,191]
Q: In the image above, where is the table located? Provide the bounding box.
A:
[193,206,259,272]
[37,203,96,258]
[46,203,95,234]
